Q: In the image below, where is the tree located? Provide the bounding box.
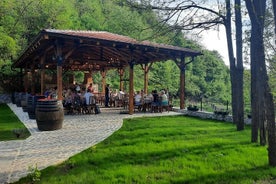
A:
[268,0,276,166]
[245,0,276,165]
[125,0,244,130]
[234,0,244,131]
[273,0,276,37]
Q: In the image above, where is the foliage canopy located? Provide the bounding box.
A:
[0,0,231,104]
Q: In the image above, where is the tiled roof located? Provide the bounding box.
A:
[45,29,137,43]
[12,29,202,70]
[44,29,199,53]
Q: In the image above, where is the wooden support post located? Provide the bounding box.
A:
[101,69,106,94]
[176,55,195,110]
[68,73,75,84]
[143,64,148,94]
[118,68,124,91]
[31,66,35,95]
[141,62,152,95]
[55,40,63,101]
[40,55,46,95]
[180,72,185,109]
[179,57,185,109]
[177,56,186,109]
[24,67,29,93]
[129,61,134,115]
[40,68,45,95]
[83,71,93,86]
[57,65,63,100]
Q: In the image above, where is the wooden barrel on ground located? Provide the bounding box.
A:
[27,95,45,119]
[21,93,29,112]
[15,92,22,107]
[11,92,16,104]
[35,99,64,131]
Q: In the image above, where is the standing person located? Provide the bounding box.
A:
[88,83,93,92]
[160,90,168,105]
[105,84,110,107]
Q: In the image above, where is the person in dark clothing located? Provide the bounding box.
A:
[152,90,159,104]
[105,84,110,107]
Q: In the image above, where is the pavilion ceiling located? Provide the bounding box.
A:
[12,29,202,71]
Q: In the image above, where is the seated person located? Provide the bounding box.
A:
[160,90,168,105]
[151,90,159,106]
[63,89,73,112]
[84,88,94,105]
[134,91,142,106]
[146,92,153,103]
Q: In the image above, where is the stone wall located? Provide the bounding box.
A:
[175,109,232,122]
[174,108,252,125]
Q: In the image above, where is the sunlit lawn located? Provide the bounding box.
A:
[15,115,276,184]
[0,103,30,141]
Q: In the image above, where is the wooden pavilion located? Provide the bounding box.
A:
[12,29,202,114]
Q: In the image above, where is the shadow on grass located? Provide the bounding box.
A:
[51,142,271,184]
[170,165,276,184]
[16,116,272,184]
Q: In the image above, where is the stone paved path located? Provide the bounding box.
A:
[0,104,181,184]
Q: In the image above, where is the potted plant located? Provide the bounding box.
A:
[187,105,199,111]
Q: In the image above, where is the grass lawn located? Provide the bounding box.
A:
[15,116,276,184]
[0,103,30,141]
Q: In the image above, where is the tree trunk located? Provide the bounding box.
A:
[267,0,276,166]
[245,0,276,160]
[245,0,264,143]
[273,0,276,37]
[266,79,276,165]
[224,0,238,128]
[234,0,244,131]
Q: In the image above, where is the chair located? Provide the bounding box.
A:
[151,102,160,113]
[72,95,83,114]
[84,96,97,114]
[134,101,142,112]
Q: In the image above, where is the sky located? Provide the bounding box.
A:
[200,27,230,66]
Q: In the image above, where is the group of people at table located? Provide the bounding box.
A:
[43,83,170,114]
[134,89,169,112]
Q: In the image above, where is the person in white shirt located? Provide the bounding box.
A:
[134,91,142,105]
[84,88,94,105]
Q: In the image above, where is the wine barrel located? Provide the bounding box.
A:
[15,92,22,107]
[35,99,64,131]
[21,93,29,112]
[11,92,16,104]
[27,95,45,119]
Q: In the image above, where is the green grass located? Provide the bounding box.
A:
[0,103,30,141]
[15,116,276,184]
